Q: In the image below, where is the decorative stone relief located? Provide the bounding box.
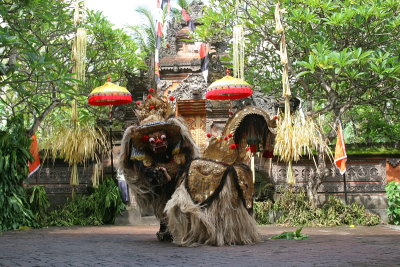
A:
[188,0,205,22]
[270,159,386,193]
[208,55,226,82]
[157,80,173,96]
[214,42,229,54]
[170,73,207,100]
[159,18,181,58]
[319,183,386,193]
[387,158,400,168]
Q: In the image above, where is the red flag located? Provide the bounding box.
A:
[156,21,163,38]
[28,135,41,177]
[181,9,191,22]
[199,43,209,82]
[334,122,347,175]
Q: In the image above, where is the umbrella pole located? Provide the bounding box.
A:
[109,105,114,180]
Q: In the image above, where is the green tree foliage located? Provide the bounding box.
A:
[27,185,50,224]
[197,0,400,143]
[129,6,157,55]
[0,0,76,133]
[0,0,145,133]
[84,10,146,93]
[0,117,39,230]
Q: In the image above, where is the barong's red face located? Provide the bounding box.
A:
[148,131,168,154]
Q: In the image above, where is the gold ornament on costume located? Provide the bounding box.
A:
[187,159,226,204]
[203,106,276,165]
[130,91,180,150]
[134,91,174,125]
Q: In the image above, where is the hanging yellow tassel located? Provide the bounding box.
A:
[275,3,284,33]
[72,28,87,82]
[233,25,245,80]
[287,161,295,185]
[91,163,103,188]
[70,163,79,186]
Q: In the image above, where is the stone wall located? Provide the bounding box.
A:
[26,159,94,208]
[27,155,397,221]
[256,156,397,222]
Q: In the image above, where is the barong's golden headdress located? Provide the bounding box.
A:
[130,90,180,149]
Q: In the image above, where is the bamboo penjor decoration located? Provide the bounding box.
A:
[273,2,332,185]
[43,1,109,197]
[274,2,296,184]
[70,0,88,191]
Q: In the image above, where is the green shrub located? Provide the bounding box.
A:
[0,117,39,231]
[43,178,125,226]
[27,185,50,224]
[254,201,274,224]
[255,188,380,226]
[386,181,400,225]
[254,170,275,201]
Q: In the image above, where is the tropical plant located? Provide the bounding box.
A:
[44,178,125,226]
[27,185,50,223]
[0,116,39,230]
[129,6,157,55]
[386,181,400,225]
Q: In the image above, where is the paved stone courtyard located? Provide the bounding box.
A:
[0,225,399,267]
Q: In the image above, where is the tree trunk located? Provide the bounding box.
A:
[27,100,62,136]
[306,152,328,208]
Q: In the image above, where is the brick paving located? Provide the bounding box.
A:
[0,225,399,267]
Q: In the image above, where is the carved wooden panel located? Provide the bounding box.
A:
[183,115,207,151]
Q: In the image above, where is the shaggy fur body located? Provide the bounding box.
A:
[119,116,199,238]
[165,168,261,246]
[119,106,272,246]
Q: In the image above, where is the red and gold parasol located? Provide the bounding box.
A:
[88,78,132,106]
[88,77,132,180]
[206,71,252,100]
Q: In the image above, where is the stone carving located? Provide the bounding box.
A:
[44,184,88,194]
[188,0,205,22]
[171,73,207,100]
[387,158,400,168]
[319,183,386,193]
[205,100,230,118]
[208,54,226,82]
[251,90,277,115]
[270,159,386,193]
[126,69,150,92]
[214,42,229,54]
[112,105,127,122]
[159,18,181,58]
[157,80,173,95]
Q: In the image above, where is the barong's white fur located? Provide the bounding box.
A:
[165,173,261,247]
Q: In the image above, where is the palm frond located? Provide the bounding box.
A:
[177,0,192,10]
